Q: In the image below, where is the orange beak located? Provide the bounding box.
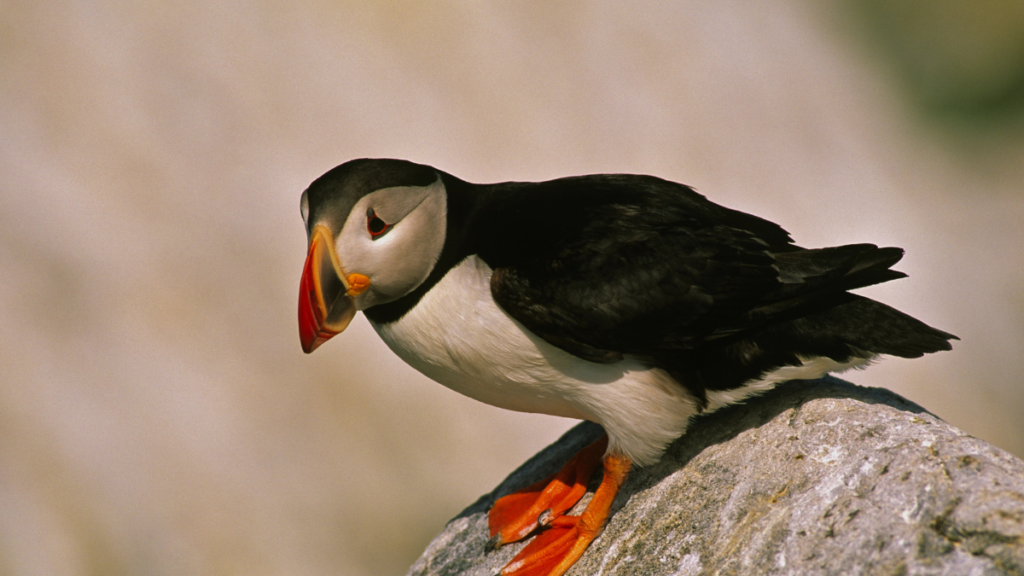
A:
[298,225,361,353]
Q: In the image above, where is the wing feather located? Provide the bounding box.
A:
[476,175,792,361]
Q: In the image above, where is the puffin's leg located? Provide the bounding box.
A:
[488,435,607,547]
[499,452,632,576]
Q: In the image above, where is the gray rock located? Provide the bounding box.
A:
[407,378,1024,576]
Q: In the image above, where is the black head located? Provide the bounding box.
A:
[300,158,438,239]
[297,158,450,352]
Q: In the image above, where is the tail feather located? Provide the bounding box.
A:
[664,244,956,400]
[804,295,958,358]
[774,244,906,293]
[768,245,957,357]
[706,244,912,340]
[681,294,957,396]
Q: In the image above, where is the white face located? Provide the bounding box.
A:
[330,177,447,310]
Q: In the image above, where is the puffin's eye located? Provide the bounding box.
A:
[366,208,392,239]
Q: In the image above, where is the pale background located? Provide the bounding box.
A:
[2,2,1023,575]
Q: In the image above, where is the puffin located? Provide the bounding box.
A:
[297,158,956,576]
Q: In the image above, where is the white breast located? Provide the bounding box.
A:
[368,255,701,465]
[368,255,874,466]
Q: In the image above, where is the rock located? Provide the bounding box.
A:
[407,377,1024,576]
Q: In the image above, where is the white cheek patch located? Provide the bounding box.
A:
[334,178,448,309]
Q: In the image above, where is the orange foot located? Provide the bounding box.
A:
[487,435,632,576]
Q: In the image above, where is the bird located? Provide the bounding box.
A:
[296,158,956,576]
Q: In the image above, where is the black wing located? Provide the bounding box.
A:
[475,175,802,362]
[471,172,942,356]
[473,175,951,392]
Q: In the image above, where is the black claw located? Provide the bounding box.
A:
[485,533,502,552]
[537,508,553,526]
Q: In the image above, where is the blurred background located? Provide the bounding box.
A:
[2,1,1023,575]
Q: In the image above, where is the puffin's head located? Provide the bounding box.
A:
[298,158,447,353]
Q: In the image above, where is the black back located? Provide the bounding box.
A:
[313,160,956,407]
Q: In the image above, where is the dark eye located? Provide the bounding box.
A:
[366,208,392,238]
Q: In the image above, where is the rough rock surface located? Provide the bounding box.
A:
[407,378,1024,576]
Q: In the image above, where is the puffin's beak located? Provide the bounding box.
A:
[298,225,368,353]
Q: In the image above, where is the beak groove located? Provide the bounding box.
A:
[299,225,357,353]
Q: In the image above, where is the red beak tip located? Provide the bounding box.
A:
[299,332,320,354]
[300,330,336,354]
